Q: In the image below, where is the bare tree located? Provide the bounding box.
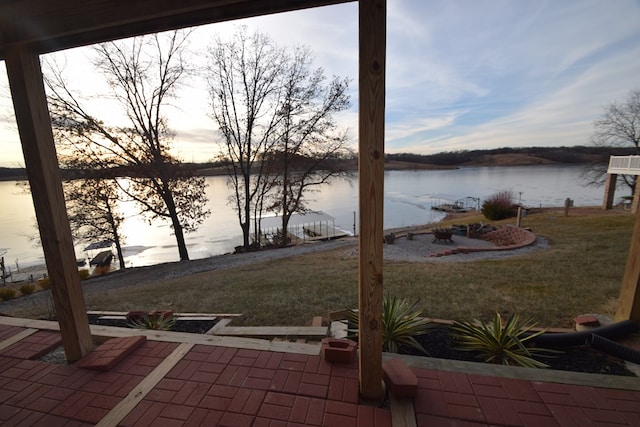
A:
[206,27,286,251]
[47,30,209,261]
[64,177,127,269]
[206,28,353,250]
[583,89,640,193]
[268,46,353,246]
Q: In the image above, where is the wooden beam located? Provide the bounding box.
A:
[210,325,328,338]
[4,47,93,362]
[602,173,617,210]
[632,178,640,214]
[0,0,353,59]
[0,316,322,355]
[358,0,386,401]
[615,206,640,322]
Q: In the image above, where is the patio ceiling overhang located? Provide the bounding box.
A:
[2,0,387,400]
[0,0,351,59]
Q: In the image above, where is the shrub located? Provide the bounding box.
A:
[93,265,110,276]
[19,283,36,295]
[348,295,431,354]
[128,314,176,331]
[38,277,51,290]
[0,287,17,301]
[481,190,517,220]
[450,312,559,368]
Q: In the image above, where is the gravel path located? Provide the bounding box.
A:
[0,232,547,316]
[381,231,548,263]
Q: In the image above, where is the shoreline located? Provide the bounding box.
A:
[0,205,603,286]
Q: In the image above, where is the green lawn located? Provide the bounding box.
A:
[70,207,636,329]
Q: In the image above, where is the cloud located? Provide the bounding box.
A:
[386,113,460,142]
[382,0,640,153]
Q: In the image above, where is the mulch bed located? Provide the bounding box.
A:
[400,325,636,377]
[87,314,219,334]
[86,317,636,377]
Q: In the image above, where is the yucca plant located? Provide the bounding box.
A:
[450,312,558,368]
[127,314,177,331]
[348,295,431,354]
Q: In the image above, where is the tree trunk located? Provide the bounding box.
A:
[163,189,189,261]
[281,213,291,248]
[114,236,126,269]
[243,168,251,251]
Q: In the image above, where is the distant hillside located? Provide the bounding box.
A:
[2,146,636,181]
[385,146,636,167]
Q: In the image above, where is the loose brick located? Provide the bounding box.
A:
[76,335,146,371]
[382,358,418,398]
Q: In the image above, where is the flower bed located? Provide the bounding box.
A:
[400,325,636,377]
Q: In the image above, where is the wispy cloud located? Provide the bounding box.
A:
[382,0,640,154]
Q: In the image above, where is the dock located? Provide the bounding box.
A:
[260,211,352,244]
[303,224,350,241]
[431,195,479,213]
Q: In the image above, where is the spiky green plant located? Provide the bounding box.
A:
[450,312,559,368]
[127,314,176,331]
[348,295,431,354]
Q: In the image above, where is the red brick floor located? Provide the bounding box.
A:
[1,323,639,426]
[119,345,387,426]
[413,367,640,426]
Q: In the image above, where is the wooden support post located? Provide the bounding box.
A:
[5,47,93,361]
[615,206,640,322]
[602,173,617,210]
[632,179,640,214]
[358,0,386,401]
[616,206,640,322]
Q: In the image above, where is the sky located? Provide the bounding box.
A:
[1,0,640,167]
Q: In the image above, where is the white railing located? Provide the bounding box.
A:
[607,156,640,175]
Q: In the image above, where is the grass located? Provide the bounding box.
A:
[72,207,638,328]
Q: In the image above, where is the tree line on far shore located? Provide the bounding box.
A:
[385,145,635,167]
[0,144,629,181]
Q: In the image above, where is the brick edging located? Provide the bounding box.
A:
[430,225,536,258]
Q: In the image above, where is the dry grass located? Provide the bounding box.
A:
[85,207,635,328]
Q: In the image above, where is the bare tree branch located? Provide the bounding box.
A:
[46,30,209,261]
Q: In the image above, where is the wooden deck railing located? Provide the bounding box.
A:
[607,155,640,175]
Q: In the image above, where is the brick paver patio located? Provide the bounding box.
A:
[0,320,639,426]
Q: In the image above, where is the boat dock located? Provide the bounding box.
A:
[259,211,351,245]
[431,195,480,213]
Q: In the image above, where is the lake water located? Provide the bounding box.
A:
[0,165,610,270]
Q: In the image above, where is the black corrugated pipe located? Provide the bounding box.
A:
[531,320,638,348]
[588,334,640,364]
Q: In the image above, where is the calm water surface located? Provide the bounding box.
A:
[0,165,609,269]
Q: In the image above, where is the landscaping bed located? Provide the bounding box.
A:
[87,314,219,334]
[400,325,637,377]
